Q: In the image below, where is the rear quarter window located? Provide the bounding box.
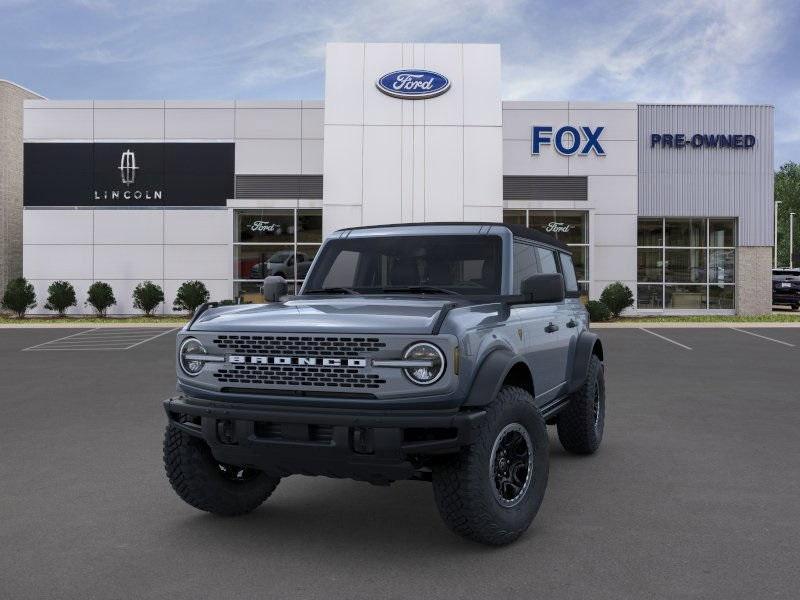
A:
[560,253,579,293]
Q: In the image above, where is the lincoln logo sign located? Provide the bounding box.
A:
[376,70,450,99]
[94,148,163,202]
[532,125,605,156]
[118,149,138,185]
[229,355,367,367]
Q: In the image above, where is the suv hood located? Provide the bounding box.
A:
[189,297,453,334]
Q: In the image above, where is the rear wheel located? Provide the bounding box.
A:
[556,354,605,454]
[792,304,799,311]
[432,386,549,546]
[163,422,280,516]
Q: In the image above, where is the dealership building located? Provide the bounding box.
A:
[3,42,775,315]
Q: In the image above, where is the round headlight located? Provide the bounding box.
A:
[403,342,445,385]
[179,337,206,376]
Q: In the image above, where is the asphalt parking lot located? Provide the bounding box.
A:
[1,326,799,599]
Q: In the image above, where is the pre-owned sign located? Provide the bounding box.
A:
[650,133,756,149]
[23,142,234,207]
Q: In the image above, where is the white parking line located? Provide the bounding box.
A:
[21,328,99,351]
[123,328,179,349]
[729,328,796,347]
[639,328,693,350]
[21,327,178,351]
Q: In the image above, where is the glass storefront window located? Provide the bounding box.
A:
[505,209,590,291]
[530,210,588,244]
[234,209,322,302]
[665,219,706,247]
[237,211,295,243]
[665,285,707,309]
[637,218,736,311]
[709,249,735,284]
[709,219,736,247]
[637,219,663,246]
[637,284,663,309]
[637,248,662,282]
[503,210,526,227]
[665,249,706,283]
[709,285,735,309]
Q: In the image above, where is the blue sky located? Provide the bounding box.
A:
[2,0,799,166]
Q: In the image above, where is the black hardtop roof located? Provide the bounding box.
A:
[337,222,570,252]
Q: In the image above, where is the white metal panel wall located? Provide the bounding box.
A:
[502,101,639,301]
[323,42,503,234]
[638,104,774,246]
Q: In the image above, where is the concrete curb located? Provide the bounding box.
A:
[591,322,800,328]
[0,322,187,329]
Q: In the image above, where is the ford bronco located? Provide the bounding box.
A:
[163,222,605,545]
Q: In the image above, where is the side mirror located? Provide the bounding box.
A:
[521,273,565,303]
[263,276,287,302]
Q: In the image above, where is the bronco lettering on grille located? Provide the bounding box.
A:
[228,355,367,367]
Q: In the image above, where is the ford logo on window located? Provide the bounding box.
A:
[376,70,450,99]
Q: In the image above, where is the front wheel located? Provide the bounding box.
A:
[163,422,280,516]
[432,386,549,546]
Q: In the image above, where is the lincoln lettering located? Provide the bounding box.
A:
[228,355,368,367]
[94,189,163,201]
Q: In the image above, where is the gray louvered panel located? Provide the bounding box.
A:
[503,176,587,201]
[637,105,774,246]
[235,175,323,199]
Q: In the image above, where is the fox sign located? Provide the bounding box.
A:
[532,125,605,156]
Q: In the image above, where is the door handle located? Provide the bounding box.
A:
[544,322,559,333]
[567,319,577,328]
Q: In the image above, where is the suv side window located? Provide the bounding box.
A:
[536,247,559,274]
[512,241,540,293]
[560,253,579,293]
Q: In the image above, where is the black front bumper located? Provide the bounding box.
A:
[163,395,485,482]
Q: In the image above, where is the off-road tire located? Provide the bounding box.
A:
[556,354,605,454]
[431,386,549,546]
[163,422,280,516]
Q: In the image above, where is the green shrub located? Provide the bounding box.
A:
[133,281,165,316]
[44,281,77,317]
[86,282,116,317]
[173,280,210,313]
[586,300,611,322]
[1,277,37,318]
[600,282,634,317]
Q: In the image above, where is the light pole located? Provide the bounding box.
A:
[791,212,796,269]
[774,200,782,267]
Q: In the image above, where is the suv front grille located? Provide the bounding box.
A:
[213,364,387,389]
[212,335,386,357]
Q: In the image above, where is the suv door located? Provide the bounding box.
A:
[512,241,570,402]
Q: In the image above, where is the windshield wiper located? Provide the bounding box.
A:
[378,285,459,295]
[304,287,361,295]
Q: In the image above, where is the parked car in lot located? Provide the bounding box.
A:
[772,268,800,310]
[163,222,605,545]
[249,251,313,279]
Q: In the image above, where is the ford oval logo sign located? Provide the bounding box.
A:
[376,70,450,99]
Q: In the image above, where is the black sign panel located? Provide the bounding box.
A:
[24,143,234,207]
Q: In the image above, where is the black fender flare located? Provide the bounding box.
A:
[464,347,526,407]
[567,331,603,394]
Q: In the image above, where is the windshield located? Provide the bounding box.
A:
[302,235,502,295]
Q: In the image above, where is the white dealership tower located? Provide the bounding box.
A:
[322,43,504,234]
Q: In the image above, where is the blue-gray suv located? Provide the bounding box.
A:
[163,222,605,545]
